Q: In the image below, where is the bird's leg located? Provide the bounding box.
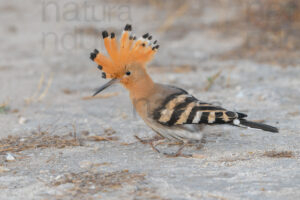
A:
[134,135,163,144]
[136,135,201,157]
[150,139,166,153]
[135,135,166,153]
[163,141,192,158]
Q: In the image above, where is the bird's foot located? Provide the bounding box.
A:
[135,135,165,153]
[134,135,163,144]
[163,143,192,158]
[150,139,166,153]
[135,136,200,158]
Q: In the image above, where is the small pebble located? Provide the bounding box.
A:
[6,153,15,161]
[18,117,28,124]
[90,185,96,189]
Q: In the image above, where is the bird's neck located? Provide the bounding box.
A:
[128,74,155,101]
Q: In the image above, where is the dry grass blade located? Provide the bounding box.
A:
[50,170,145,197]
[87,135,119,141]
[158,3,189,33]
[0,132,80,153]
[204,70,222,91]
[38,73,53,101]
[25,73,54,104]
[263,150,294,158]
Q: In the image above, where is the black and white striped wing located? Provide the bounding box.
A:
[153,92,247,126]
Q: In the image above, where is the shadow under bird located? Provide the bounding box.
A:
[89,24,279,157]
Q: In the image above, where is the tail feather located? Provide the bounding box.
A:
[239,119,279,133]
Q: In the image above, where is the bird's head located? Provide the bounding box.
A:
[90,24,159,96]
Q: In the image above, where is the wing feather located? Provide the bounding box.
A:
[153,92,247,126]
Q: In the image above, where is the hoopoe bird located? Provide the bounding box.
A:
[90,24,279,157]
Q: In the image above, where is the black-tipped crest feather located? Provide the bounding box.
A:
[142,33,149,38]
[124,24,132,31]
[102,31,108,38]
[90,52,97,61]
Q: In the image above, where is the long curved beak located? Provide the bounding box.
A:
[93,78,119,96]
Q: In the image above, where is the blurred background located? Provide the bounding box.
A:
[1,0,299,133]
[0,0,299,199]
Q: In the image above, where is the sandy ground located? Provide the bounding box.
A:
[0,0,300,199]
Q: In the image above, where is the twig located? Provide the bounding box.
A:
[204,70,222,91]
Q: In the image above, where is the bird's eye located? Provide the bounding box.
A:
[126,71,131,76]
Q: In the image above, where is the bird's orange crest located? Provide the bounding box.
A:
[90,24,159,79]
